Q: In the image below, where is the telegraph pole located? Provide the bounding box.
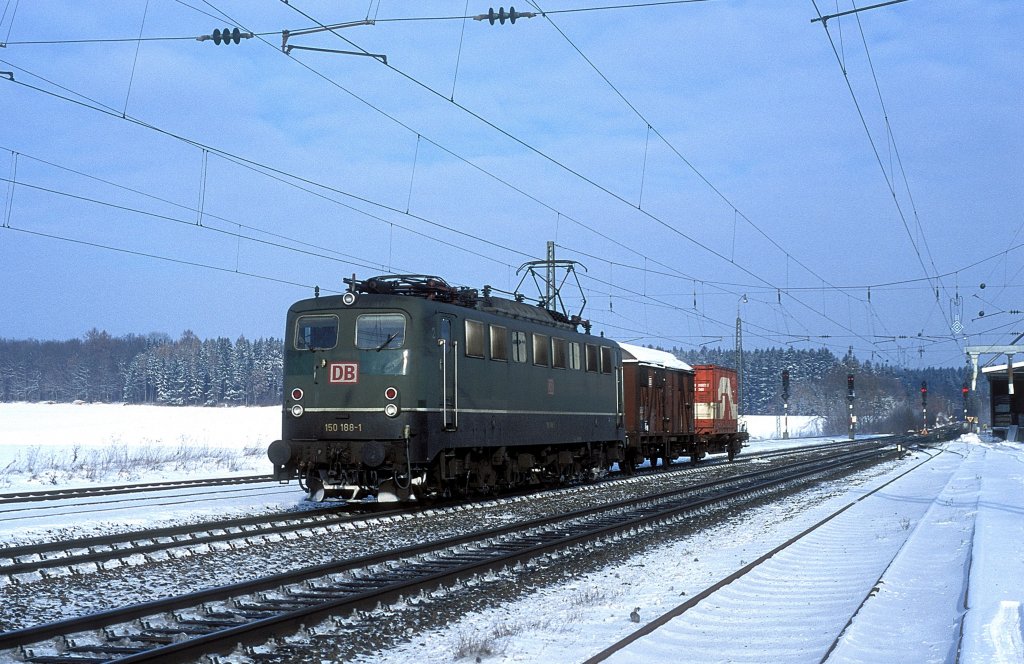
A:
[736,294,747,418]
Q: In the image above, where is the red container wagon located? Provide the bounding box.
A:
[693,364,747,460]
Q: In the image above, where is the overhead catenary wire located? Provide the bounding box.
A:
[274,0,902,363]
[3,3,998,363]
[4,1,974,352]
[810,0,959,353]
[0,23,942,360]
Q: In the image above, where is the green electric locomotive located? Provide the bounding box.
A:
[267,275,625,500]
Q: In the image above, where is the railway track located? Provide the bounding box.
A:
[0,440,903,663]
[584,440,957,662]
[0,438,871,584]
[0,502,405,581]
[0,476,276,505]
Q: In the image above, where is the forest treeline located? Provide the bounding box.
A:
[0,331,979,434]
[0,330,282,406]
[675,346,978,434]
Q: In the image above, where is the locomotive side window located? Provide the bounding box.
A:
[355,313,406,350]
[569,342,582,370]
[585,343,599,372]
[294,315,339,350]
[465,320,485,358]
[533,333,550,366]
[552,337,568,369]
[490,325,508,361]
[600,346,614,374]
[511,331,528,363]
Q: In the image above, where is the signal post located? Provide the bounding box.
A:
[847,373,855,440]
[921,381,928,433]
[782,369,790,439]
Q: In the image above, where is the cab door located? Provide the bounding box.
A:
[292,313,341,412]
[437,316,458,430]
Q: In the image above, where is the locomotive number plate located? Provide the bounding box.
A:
[325,422,363,433]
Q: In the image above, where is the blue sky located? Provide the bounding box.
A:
[1,0,1020,369]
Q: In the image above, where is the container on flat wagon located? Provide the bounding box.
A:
[693,364,739,435]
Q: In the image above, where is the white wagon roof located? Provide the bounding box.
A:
[618,342,693,372]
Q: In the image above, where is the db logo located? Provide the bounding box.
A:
[329,362,358,384]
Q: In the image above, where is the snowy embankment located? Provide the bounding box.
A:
[0,402,280,491]
[0,404,1020,662]
[0,406,818,493]
[742,414,824,440]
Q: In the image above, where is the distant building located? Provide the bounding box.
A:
[982,360,1024,441]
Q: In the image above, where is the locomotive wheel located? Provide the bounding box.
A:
[727,443,737,462]
[303,473,326,502]
[378,478,413,502]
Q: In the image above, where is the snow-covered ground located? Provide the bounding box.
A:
[0,402,280,491]
[1,404,1019,663]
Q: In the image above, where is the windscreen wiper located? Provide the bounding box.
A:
[376,332,399,352]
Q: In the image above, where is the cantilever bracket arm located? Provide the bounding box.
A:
[283,44,386,63]
[281,19,385,63]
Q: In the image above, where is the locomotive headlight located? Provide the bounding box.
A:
[290,404,304,418]
[291,388,303,401]
[384,403,399,418]
[342,292,357,306]
[384,387,398,401]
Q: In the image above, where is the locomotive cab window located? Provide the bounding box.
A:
[295,315,339,350]
[465,320,485,358]
[552,337,568,369]
[600,346,614,374]
[490,325,508,361]
[533,333,550,366]
[355,313,406,350]
[585,343,599,372]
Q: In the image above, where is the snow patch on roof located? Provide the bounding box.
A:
[618,342,693,371]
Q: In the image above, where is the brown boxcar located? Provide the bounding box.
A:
[620,343,695,468]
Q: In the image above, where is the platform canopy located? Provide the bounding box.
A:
[618,342,693,372]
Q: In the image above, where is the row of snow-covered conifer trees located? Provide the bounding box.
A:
[0,331,976,432]
[0,330,282,406]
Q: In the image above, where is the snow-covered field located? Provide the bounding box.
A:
[0,402,280,491]
[0,404,1020,663]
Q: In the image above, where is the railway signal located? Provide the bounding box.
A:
[921,381,928,433]
[962,382,969,428]
[847,373,855,440]
[781,369,790,439]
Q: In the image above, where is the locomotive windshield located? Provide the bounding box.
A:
[294,315,338,350]
[356,313,406,350]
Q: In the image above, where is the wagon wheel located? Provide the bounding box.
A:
[623,450,638,475]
